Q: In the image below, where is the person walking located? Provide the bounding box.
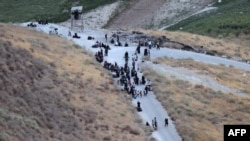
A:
[68,28,71,37]
[105,33,108,43]
[154,118,158,130]
[165,118,168,127]
[151,117,157,130]
[152,119,155,129]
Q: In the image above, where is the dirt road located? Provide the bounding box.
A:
[106,0,166,29]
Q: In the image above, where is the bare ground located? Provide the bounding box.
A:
[0,24,148,141]
[106,0,166,29]
[60,0,214,30]
[106,0,214,29]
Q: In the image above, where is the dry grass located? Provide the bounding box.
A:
[140,30,250,61]
[154,57,250,95]
[0,23,147,141]
[141,66,250,141]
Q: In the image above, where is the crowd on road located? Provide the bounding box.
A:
[93,32,169,131]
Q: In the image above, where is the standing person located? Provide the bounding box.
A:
[137,101,142,112]
[156,42,160,50]
[139,90,142,98]
[141,76,145,85]
[148,40,152,49]
[68,28,71,37]
[137,101,141,109]
[152,119,155,129]
[144,48,148,56]
[105,33,108,43]
[104,47,108,56]
[100,48,103,57]
[132,60,135,68]
[154,117,157,130]
[136,41,141,54]
[116,34,119,42]
[165,118,168,127]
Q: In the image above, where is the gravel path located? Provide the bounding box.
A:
[141,61,250,99]
[106,0,166,29]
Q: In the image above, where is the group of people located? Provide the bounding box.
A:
[27,22,37,27]
[94,33,169,131]
[95,49,104,63]
[99,47,152,100]
[92,41,110,52]
[72,33,81,38]
[93,41,111,63]
[37,19,48,25]
[135,41,151,57]
[108,33,129,47]
[146,117,169,130]
[27,19,49,27]
[137,38,161,50]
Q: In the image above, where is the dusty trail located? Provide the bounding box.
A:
[106,0,166,29]
[142,62,250,99]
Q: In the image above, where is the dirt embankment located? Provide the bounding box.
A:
[106,0,213,30]
[106,0,166,29]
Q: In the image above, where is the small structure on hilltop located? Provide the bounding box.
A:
[71,6,84,31]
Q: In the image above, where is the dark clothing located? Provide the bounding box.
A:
[136,46,140,54]
[165,118,168,126]
[137,101,142,112]
[105,34,107,42]
[137,101,141,108]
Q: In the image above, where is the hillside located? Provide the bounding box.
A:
[106,0,213,29]
[0,0,117,22]
[141,59,250,141]
[167,0,250,38]
[1,0,250,141]
[0,24,147,141]
[141,29,250,62]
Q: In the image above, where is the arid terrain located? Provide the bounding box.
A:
[0,24,148,141]
[141,61,250,141]
[1,0,250,141]
[70,0,214,30]
[106,0,214,29]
